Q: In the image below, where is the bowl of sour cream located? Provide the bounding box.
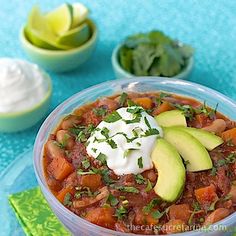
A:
[0,58,52,132]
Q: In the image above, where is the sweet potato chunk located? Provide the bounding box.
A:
[84,207,116,229]
[169,204,191,223]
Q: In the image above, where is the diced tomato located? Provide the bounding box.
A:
[84,207,116,229]
[194,185,218,205]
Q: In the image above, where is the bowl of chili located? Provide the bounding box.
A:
[34,77,236,235]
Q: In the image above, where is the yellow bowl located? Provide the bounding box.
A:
[20,19,98,73]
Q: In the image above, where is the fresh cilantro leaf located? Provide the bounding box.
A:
[152,210,165,220]
[145,179,153,192]
[116,186,139,193]
[127,99,136,107]
[119,92,128,106]
[106,139,117,149]
[127,106,144,114]
[77,169,96,175]
[144,116,151,129]
[63,193,72,207]
[93,107,107,117]
[107,194,119,206]
[124,114,142,124]
[97,153,107,165]
[156,92,171,106]
[115,206,127,220]
[138,157,143,168]
[81,158,90,169]
[101,127,110,139]
[210,166,217,176]
[104,111,122,123]
[143,198,161,214]
[174,104,195,121]
[135,174,146,184]
[192,201,201,211]
[143,128,159,136]
[208,199,218,212]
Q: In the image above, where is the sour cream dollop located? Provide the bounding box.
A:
[0,58,49,113]
[87,106,163,175]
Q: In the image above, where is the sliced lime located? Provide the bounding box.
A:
[26,6,72,50]
[71,3,89,28]
[46,3,73,36]
[57,21,91,47]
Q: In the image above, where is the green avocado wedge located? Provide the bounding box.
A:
[174,126,224,151]
[163,127,213,172]
[151,138,185,202]
[155,110,187,127]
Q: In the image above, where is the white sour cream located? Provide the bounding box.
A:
[87,106,163,175]
[0,58,49,113]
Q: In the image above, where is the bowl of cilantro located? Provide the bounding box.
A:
[112,31,194,80]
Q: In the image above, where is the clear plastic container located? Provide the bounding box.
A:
[33,77,236,236]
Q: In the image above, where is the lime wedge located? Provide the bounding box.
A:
[57,21,91,47]
[71,3,89,28]
[26,6,72,50]
[46,3,73,35]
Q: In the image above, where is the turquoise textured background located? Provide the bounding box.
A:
[0,0,236,172]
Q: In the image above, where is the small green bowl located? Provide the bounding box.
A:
[0,73,52,133]
[20,19,98,73]
[112,43,194,80]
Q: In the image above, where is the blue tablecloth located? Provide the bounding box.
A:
[0,0,236,172]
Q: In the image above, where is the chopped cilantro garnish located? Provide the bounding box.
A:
[144,116,151,129]
[135,174,146,184]
[63,193,72,207]
[143,128,159,136]
[127,106,144,114]
[81,158,90,169]
[143,198,161,214]
[152,210,166,220]
[107,194,119,206]
[156,93,171,106]
[93,107,107,116]
[97,153,107,165]
[210,166,217,176]
[127,99,136,107]
[208,199,218,211]
[104,111,122,123]
[116,186,139,193]
[101,127,110,138]
[119,92,128,106]
[174,104,195,121]
[192,201,201,211]
[69,124,95,143]
[77,169,96,175]
[115,206,127,220]
[106,139,117,149]
[138,157,143,168]
[124,114,142,124]
[145,179,152,192]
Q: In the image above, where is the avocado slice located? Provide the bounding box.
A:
[155,110,187,127]
[175,127,223,151]
[151,138,185,202]
[163,127,213,172]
